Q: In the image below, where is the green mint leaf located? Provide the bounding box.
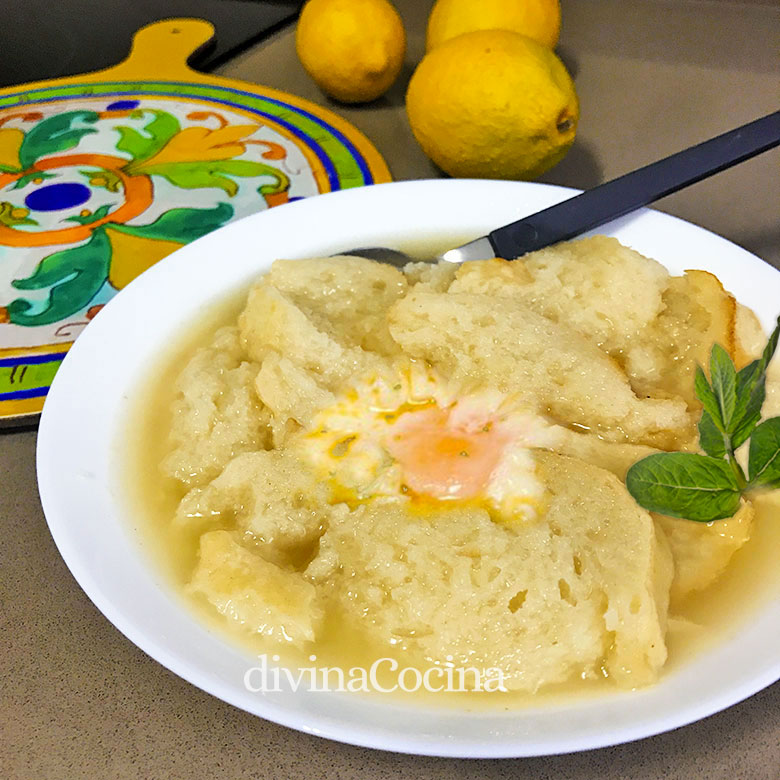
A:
[698,410,728,458]
[736,359,761,394]
[694,365,725,432]
[626,452,742,521]
[731,360,764,448]
[709,344,737,431]
[748,417,780,489]
[732,402,764,450]
[760,315,780,373]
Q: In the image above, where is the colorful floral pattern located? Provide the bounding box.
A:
[0,86,389,421]
[0,103,296,327]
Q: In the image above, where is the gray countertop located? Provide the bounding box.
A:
[3,1,779,778]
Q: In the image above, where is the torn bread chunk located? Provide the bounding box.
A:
[308,452,672,692]
[389,290,692,448]
[176,450,330,568]
[451,243,739,412]
[161,326,269,488]
[450,236,669,354]
[655,502,754,605]
[189,529,321,646]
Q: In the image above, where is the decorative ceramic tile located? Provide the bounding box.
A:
[0,19,391,424]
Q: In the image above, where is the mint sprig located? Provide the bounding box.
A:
[748,417,780,489]
[627,315,780,522]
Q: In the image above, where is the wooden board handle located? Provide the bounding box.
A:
[104,19,216,80]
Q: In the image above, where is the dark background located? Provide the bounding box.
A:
[0,0,303,87]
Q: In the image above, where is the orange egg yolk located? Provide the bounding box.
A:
[385,405,512,500]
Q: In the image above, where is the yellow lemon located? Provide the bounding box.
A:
[406,30,578,180]
[426,0,561,51]
[296,0,406,103]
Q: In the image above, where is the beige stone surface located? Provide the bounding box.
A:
[2,1,779,778]
[227,0,780,266]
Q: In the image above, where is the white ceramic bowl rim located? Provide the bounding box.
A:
[36,179,780,758]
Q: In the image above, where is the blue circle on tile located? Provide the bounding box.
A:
[25,182,91,212]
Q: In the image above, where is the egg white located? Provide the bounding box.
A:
[298,361,560,521]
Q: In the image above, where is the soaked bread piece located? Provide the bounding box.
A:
[733,303,764,368]
[239,282,379,388]
[308,452,672,692]
[451,236,670,354]
[451,240,738,411]
[161,326,269,488]
[652,306,771,606]
[254,350,335,433]
[238,258,405,432]
[264,256,408,356]
[389,290,691,448]
[625,270,737,408]
[189,529,320,647]
[239,256,407,371]
[176,450,330,568]
[655,502,754,606]
[403,259,459,292]
[552,428,659,480]
[733,304,780,416]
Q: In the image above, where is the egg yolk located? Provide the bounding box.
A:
[385,406,513,500]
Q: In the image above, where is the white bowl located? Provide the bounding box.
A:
[37,179,780,758]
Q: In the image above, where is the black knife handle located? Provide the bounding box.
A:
[488,110,780,260]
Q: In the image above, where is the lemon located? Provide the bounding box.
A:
[426,0,561,51]
[296,0,406,103]
[406,30,578,180]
